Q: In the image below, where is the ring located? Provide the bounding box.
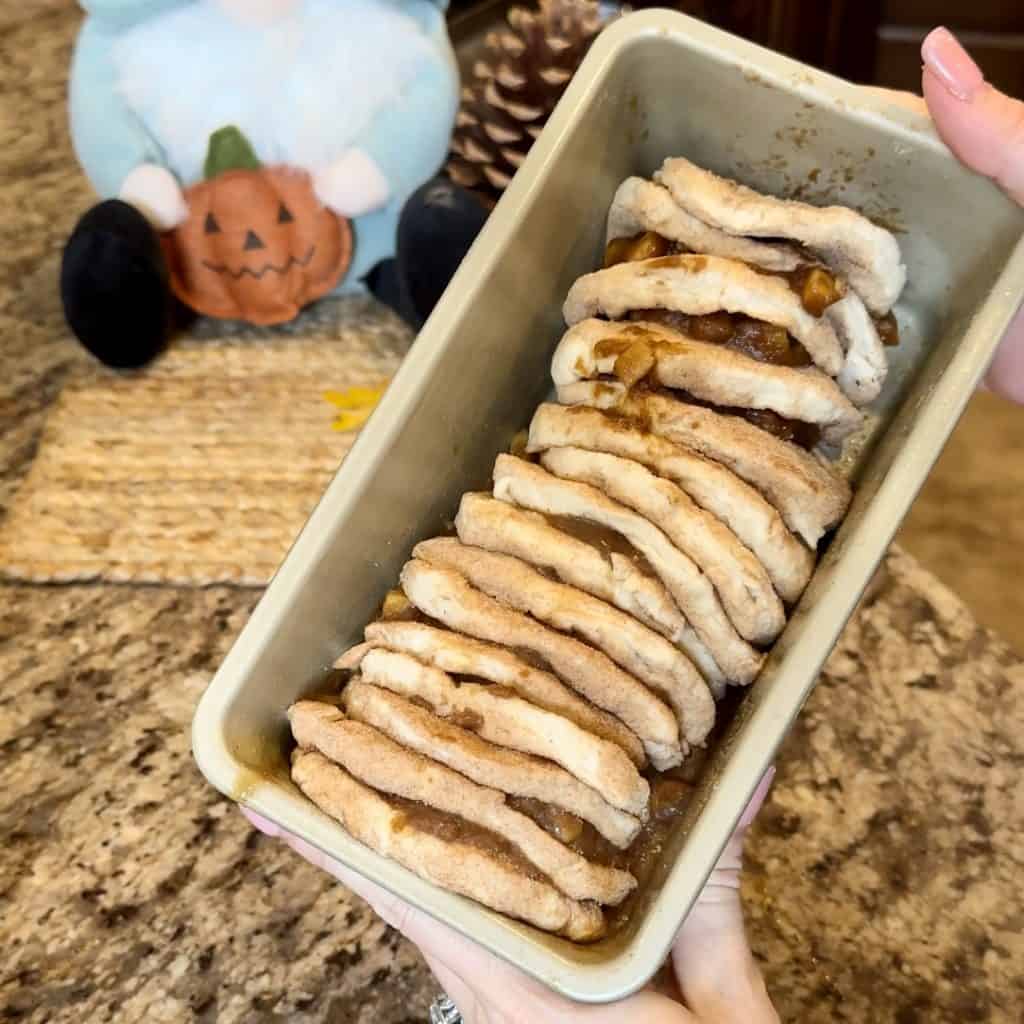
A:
[429,993,462,1023]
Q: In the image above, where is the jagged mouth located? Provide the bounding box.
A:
[202,245,316,280]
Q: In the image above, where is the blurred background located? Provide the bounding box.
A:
[450,0,1024,96]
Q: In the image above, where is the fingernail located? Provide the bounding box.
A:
[922,27,985,101]
[737,767,777,830]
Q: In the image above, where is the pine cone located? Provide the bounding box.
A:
[446,0,616,204]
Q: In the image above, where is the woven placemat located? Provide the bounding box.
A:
[0,300,408,586]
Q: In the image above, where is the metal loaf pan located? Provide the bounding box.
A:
[193,9,1024,1003]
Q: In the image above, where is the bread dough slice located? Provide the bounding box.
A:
[654,156,907,315]
[290,701,636,905]
[492,454,763,685]
[351,646,650,815]
[292,750,606,941]
[552,318,863,444]
[343,681,641,848]
[352,619,645,766]
[562,255,844,377]
[608,176,889,405]
[454,492,728,692]
[607,176,803,272]
[414,537,715,747]
[557,383,850,549]
[526,404,814,604]
[400,558,684,769]
[539,446,784,645]
[826,294,889,405]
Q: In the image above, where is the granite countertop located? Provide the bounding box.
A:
[1,5,1022,1023]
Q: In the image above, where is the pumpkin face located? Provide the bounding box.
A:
[163,165,353,325]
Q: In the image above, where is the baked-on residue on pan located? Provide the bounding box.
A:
[286,156,905,941]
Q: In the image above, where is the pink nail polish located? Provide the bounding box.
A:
[922,27,985,101]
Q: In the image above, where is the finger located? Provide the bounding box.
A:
[693,766,775,896]
[671,767,780,1022]
[671,936,778,1024]
[672,897,778,1024]
[919,28,1024,403]
[857,84,929,117]
[246,821,506,1021]
[269,827,575,1012]
[735,766,775,833]
[921,27,1024,206]
[277,832,464,957]
[255,823,698,1021]
[240,807,285,838]
[984,304,1024,405]
[421,955,484,1024]
[237,810,452,950]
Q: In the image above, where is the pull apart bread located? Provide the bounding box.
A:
[287,158,906,941]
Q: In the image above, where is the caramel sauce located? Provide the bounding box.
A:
[599,230,828,447]
[875,311,900,346]
[380,589,419,622]
[387,794,548,882]
[728,317,812,368]
[625,309,814,369]
[509,769,704,936]
[507,646,556,674]
[318,668,351,694]
[294,670,743,938]
[509,778,695,900]
[593,335,656,386]
[604,231,672,267]
[730,408,822,449]
[786,264,843,317]
[643,254,709,273]
[605,231,901,362]
[377,778,698,918]
[628,375,824,451]
[448,709,485,732]
[542,513,658,577]
[447,674,517,700]
[509,796,586,846]
[677,387,822,450]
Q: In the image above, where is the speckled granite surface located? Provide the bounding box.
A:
[0,5,1022,1023]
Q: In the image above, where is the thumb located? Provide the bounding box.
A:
[670,769,780,1023]
[921,27,1024,205]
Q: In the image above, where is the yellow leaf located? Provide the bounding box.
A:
[323,384,388,411]
[323,382,389,432]
[331,408,376,432]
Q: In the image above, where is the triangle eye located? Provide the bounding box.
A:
[204,212,221,234]
[277,204,295,224]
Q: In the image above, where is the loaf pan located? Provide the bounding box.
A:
[192,8,1024,1003]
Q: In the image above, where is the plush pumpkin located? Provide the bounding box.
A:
[162,127,353,325]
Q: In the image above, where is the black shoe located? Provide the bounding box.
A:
[367,177,490,331]
[363,257,418,326]
[60,199,175,368]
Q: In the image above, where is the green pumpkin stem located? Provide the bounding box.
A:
[204,126,262,179]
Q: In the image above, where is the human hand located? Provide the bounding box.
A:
[242,769,779,1024]
[865,27,1024,404]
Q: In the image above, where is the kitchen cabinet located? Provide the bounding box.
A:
[448,0,1023,96]
[876,0,1024,96]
